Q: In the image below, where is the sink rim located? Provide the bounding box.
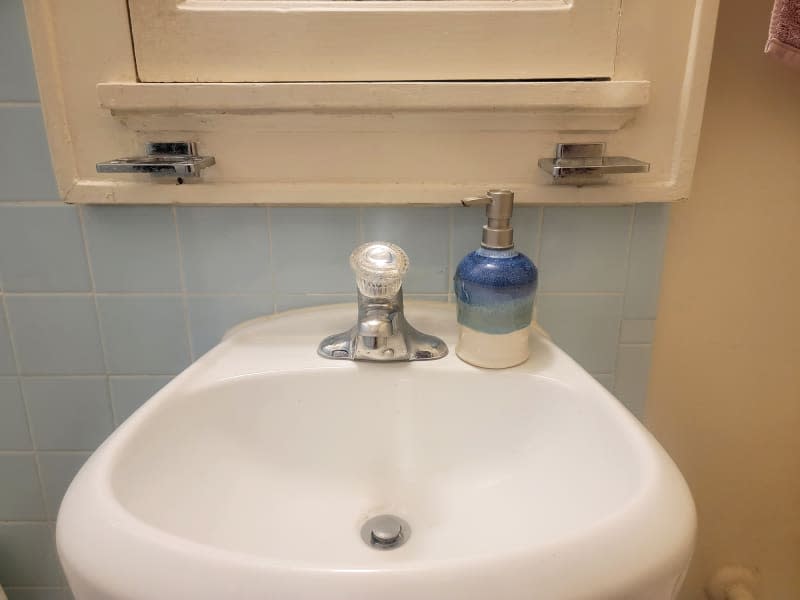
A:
[56,302,696,597]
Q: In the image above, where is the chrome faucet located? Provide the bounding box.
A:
[317,242,448,362]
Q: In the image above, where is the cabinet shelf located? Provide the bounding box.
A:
[97,81,649,114]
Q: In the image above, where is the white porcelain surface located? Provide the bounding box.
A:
[57,303,695,600]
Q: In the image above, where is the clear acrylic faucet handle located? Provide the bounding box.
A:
[350,242,409,298]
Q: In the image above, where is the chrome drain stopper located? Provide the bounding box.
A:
[361,514,410,550]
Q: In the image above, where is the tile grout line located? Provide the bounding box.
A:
[0,449,94,456]
[357,206,365,245]
[283,293,355,297]
[531,206,545,326]
[172,207,195,362]
[15,373,179,379]
[611,205,639,391]
[6,291,456,298]
[0,200,64,206]
[447,207,455,304]
[1,587,66,593]
[47,517,68,588]
[534,205,545,264]
[3,292,97,297]
[0,289,49,523]
[0,101,41,108]
[537,291,624,297]
[402,293,450,297]
[77,206,117,428]
[265,207,278,314]
[107,374,177,379]
[0,520,50,525]
[3,291,300,298]
[530,207,542,322]
[621,205,638,303]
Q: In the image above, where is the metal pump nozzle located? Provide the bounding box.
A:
[461,189,515,250]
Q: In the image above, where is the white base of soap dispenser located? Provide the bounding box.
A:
[455,325,530,369]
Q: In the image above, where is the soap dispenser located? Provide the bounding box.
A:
[454,189,538,368]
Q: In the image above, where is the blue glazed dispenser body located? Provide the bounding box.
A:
[454,248,538,368]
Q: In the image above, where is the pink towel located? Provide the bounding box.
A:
[765,0,800,70]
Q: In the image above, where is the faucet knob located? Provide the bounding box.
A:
[350,242,409,299]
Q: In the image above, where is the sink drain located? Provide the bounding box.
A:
[361,515,410,550]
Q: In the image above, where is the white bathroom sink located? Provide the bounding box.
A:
[57,303,695,600]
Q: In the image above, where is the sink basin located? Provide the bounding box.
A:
[57,303,695,600]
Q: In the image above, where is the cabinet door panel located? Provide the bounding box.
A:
[129,0,621,82]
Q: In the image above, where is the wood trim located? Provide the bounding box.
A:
[23,0,78,197]
[666,0,721,195]
[65,179,683,206]
[97,81,651,113]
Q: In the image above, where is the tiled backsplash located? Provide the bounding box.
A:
[0,1,668,597]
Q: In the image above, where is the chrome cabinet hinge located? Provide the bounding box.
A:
[96,142,215,178]
[539,143,649,185]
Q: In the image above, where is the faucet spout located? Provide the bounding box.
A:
[358,304,399,340]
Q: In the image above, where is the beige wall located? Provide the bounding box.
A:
[647,0,800,597]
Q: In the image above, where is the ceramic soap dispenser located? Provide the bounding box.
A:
[453,189,538,368]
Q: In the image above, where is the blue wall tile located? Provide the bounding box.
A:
[271,208,360,293]
[0,310,17,376]
[536,294,624,373]
[620,319,656,344]
[0,107,59,201]
[0,524,62,586]
[0,0,39,102]
[0,206,90,292]
[5,296,104,375]
[97,296,190,375]
[538,206,632,292]
[275,294,356,312]
[624,204,670,319]
[109,376,172,425]
[4,587,69,600]
[83,206,180,292]
[0,378,32,450]
[362,207,449,293]
[177,207,271,292]
[614,344,653,419]
[23,378,113,451]
[37,452,91,520]
[405,294,449,303]
[0,454,45,520]
[187,295,274,357]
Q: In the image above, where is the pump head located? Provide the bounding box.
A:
[461,189,515,250]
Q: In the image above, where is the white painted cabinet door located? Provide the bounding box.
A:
[129,0,622,82]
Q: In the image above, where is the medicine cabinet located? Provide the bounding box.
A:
[24,0,720,205]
